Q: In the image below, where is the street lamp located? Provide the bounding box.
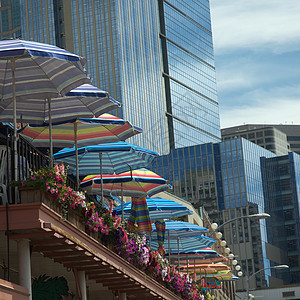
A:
[245,265,289,299]
[210,213,270,235]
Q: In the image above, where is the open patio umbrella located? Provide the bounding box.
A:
[112,197,193,220]
[0,39,90,180]
[53,142,159,199]
[20,114,142,187]
[150,235,216,255]
[149,220,213,267]
[81,170,171,219]
[0,84,120,125]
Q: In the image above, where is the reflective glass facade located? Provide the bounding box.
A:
[153,138,279,289]
[160,0,221,148]
[15,0,221,154]
[20,0,56,45]
[0,0,21,39]
[19,0,170,154]
[261,152,300,284]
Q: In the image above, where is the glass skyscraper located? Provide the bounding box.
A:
[261,152,300,284]
[152,138,282,290]
[12,0,221,154]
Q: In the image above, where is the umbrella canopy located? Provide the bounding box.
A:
[81,170,170,198]
[20,114,142,148]
[21,114,142,188]
[0,39,89,101]
[0,84,120,124]
[112,197,192,220]
[152,220,208,239]
[0,39,90,179]
[53,142,158,176]
[180,263,231,274]
[150,235,216,254]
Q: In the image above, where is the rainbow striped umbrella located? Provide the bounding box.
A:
[20,113,142,148]
[21,114,142,187]
[81,169,170,198]
[0,39,90,179]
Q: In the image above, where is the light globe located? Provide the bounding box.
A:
[211,223,218,231]
[220,240,227,247]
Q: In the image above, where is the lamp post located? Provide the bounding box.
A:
[245,265,289,299]
[210,213,270,237]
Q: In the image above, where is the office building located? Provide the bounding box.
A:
[5,0,221,154]
[261,152,300,284]
[221,124,300,156]
[152,138,294,290]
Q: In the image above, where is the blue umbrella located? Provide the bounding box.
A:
[53,142,158,199]
[0,39,90,178]
[152,220,208,239]
[113,197,193,220]
[150,235,216,255]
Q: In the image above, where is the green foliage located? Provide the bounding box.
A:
[32,274,69,300]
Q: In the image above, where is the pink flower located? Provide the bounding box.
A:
[113,217,121,229]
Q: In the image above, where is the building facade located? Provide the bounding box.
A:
[152,138,290,290]
[221,124,300,156]
[5,0,221,154]
[261,152,300,284]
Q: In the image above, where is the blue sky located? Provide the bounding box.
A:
[210,0,300,129]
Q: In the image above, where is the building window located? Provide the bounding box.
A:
[282,291,295,297]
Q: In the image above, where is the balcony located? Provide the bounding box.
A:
[0,199,182,299]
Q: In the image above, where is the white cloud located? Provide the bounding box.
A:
[210,0,300,54]
[220,95,300,129]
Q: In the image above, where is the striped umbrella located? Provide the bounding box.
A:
[53,142,159,198]
[81,170,171,220]
[21,114,142,187]
[81,170,170,198]
[152,220,209,239]
[0,84,120,125]
[20,114,141,148]
[112,197,192,220]
[150,235,215,254]
[0,39,90,178]
[180,263,231,274]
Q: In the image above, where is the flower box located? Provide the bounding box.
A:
[19,187,85,231]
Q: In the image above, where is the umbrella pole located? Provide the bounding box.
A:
[121,182,124,221]
[187,254,189,274]
[99,153,103,201]
[177,237,180,271]
[11,59,18,183]
[168,231,171,263]
[74,122,79,190]
[47,98,53,167]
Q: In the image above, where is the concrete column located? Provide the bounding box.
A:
[78,271,87,300]
[17,239,32,300]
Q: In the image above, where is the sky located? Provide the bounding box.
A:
[209,0,300,129]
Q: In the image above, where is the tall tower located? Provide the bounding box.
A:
[9,0,221,154]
